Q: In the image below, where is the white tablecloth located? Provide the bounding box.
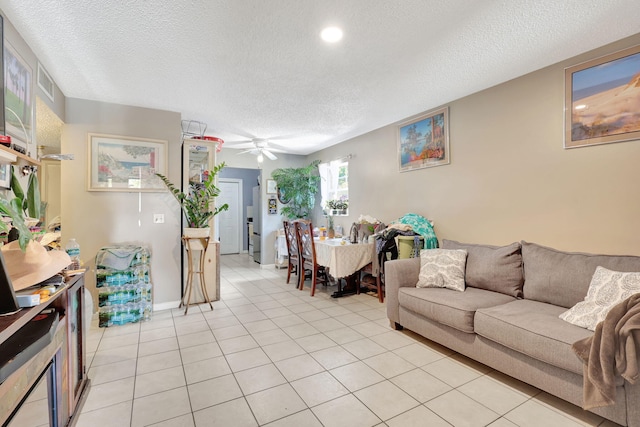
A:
[314,238,374,279]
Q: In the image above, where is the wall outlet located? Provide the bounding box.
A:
[153,214,164,224]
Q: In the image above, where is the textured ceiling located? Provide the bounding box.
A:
[2,1,640,155]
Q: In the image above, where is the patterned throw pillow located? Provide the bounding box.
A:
[416,249,468,292]
[559,266,640,331]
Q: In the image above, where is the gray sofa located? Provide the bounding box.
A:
[385,240,640,427]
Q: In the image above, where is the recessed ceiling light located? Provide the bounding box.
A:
[321,26,343,43]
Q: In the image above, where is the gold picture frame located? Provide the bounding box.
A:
[87,133,168,192]
[564,44,640,148]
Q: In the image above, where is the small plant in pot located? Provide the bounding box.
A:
[156,162,229,241]
[0,166,40,251]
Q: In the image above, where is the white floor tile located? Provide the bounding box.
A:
[422,357,484,388]
[386,405,451,427]
[180,342,223,364]
[193,397,257,427]
[82,376,135,412]
[131,386,192,427]
[291,371,350,407]
[426,389,500,427]
[139,336,180,357]
[458,375,532,415]
[183,355,232,384]
[234,363,287,395]
[135,366,186,398]
[330,361,385,392]
[262,409,322,427]
[312,394,381,427]
[187,374,243,411]
[218,334,259,354]
[295,333,337,352]
[88,359,136,385]
[76,400,133,427]
[274,353,325,381]
[344,338,391,362]
[354,380,420,421]
[310,346,359,370]
[262,340,306,362]
[225,347,271,372]
[137,350,183,375]
[390,368,452,403]
[245,384,307,425]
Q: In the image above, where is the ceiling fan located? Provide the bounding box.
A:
[235,138,278,162]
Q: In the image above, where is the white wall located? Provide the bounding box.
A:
[309,33,640,256]
[61,98,183,306]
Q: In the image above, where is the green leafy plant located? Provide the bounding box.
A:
[327,198,348,211]
[0,166,34,251]
[271,160,321,219]
[156,162,229,228]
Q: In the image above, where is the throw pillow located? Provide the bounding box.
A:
[559,266,640,331]
[442,240,524,298]
[417,249,468,292]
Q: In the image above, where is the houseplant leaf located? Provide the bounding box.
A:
[26,172,41,220]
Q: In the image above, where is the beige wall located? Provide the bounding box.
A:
[311,33,640,256]
[61,98,183,306]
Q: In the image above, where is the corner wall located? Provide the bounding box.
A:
[311,33,640,256]
[61,98,183,306]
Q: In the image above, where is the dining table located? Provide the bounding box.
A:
[314,238,375,297]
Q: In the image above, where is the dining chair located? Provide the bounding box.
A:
[294,219,328,296]
[282,220,301,287]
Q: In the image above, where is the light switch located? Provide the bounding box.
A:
[153,214,164,224]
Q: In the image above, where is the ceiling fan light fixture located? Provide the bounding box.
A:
[257,152,264,163]
[321,26,343,43]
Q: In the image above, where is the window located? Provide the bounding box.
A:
[319,159,349,215]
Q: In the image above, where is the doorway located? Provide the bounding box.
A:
[218,179,242,254]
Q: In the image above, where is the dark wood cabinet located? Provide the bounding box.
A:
[0,274,89,426]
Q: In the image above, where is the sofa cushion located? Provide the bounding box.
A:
[399,287,515,333]
[560,267,640,331]
[442,240,523,298]
[521,241,640,308]
[417,249,467,292]
[475,300,594,375]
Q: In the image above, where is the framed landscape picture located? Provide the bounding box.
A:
[4,42,33,148]
[88,134,167,192]
[398,107,450,172]
[565,44,640,148]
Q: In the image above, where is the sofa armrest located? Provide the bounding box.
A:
[385,258,421,325]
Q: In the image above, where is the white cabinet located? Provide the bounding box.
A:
[182,137,222,302]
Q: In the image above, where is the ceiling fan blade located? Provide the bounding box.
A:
[237,148,259,155]
[263,149,277,160]
[225,139,253,145]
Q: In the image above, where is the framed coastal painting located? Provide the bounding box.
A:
[565,44,640,148]
[398,107,449,172]
[88,134,167,192]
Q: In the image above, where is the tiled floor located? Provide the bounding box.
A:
[76,254,620,427]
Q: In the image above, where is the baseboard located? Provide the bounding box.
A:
[153,301,181,311]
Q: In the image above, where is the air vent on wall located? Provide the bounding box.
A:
[37,62,54,102]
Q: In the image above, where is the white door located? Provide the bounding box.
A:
[218,179,242,254]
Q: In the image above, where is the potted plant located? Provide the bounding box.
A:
[156,162,229,239]
[0,166,40,251]
[271,160,321,219]
[325,197,348,216]
[335,197,348,214]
